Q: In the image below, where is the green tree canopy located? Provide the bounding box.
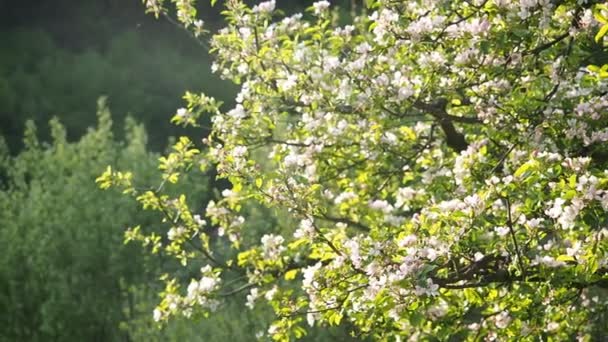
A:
[0,98,210,340]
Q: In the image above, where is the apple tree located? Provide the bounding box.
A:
[99,0,608,340]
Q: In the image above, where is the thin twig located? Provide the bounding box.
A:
[505,196,526,277]
[161,12,211,51]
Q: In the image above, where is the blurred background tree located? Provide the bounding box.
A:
[0,24,233,153]
[0,99,209,340]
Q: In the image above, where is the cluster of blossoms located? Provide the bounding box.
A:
[153,265,221,321]
[99,0,608,340]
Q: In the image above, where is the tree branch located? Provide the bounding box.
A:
[414,99,472,152]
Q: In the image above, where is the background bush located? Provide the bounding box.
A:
[0,99,209,340]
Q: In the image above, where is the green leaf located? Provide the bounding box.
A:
[284,269,298,280]
[514,160,538,178]
[595,24,608,43]
[556,255,575,262]
[568,174,577,188]
[594,6,608,24]
[327,311,343,326]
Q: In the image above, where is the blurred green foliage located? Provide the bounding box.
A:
[0,28,237,153]
[0,99,207,340]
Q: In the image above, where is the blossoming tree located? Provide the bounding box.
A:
[98,0,608,340]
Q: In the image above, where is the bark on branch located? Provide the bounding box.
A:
[431,255,608,290]
[414,99,477,152]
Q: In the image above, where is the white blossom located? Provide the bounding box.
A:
[252,0,275,14]
[312,1,330,15]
